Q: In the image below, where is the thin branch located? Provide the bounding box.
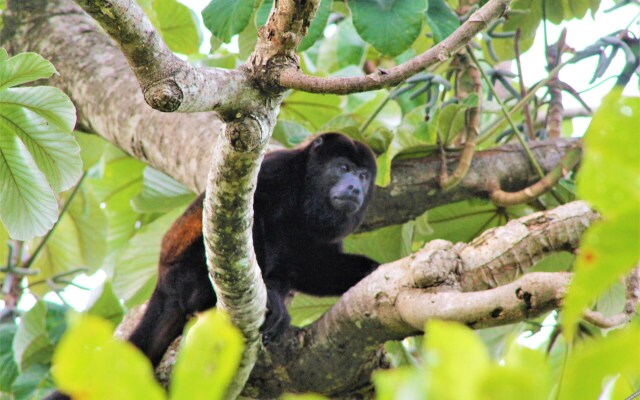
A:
[440,51,482,190]
[514,28,536,140]
[584,266,640,329]
[488,145,581,206]
[468,49,545,178]
[278,0,512,94]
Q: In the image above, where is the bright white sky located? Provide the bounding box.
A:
[15,1,640,347]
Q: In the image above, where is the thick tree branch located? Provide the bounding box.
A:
[359,138,580,231]
[203,114,273,398]
[70,0,259,113]
[242,201,596,396]
[278,0,512,94]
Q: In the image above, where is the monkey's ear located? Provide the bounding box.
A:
[311,136,324,148]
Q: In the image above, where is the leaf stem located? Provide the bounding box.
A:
[468,49,545,178]
[22,172,87,270]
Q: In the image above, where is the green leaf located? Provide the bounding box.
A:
[112,208,184,306]
[289,293,339,326]
[280,90,342,131]
[563,92,640,338]
[0,130,58,241]
[376,107,438,186]
[561,208,640,338]
[131,167,195,213]
[559,323,640,400]
[373,367,428,400]
[0,324,19,391]
[546,0,597,24]
[202,0,258,43]
[66,185,108,270]
[153,0,202,55]
[12,301,53,370]
[424,320,490,400]
[0,49,57,90]
[10,364,55,400]
[52,314,166,400]
[170,310,243,400]
[479,344,551,400]
[272,120,312,148]
[0,88,80,191]
[576,92,640,217]
[87,149,145,262]
[28,186,108,295]
[86,280,126,326]
[298,0,333,52]
[335,19,367,69]
[345,222,414,264]
[348,0,426,56]
[74,131,107,171]
[424,0,460,43]
[437,102,466,145]
[488,0,542,60]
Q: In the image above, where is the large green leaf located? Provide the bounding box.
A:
[86,280,126,326]
[424,0,459,44]
[424,320,491,400]
[0,49,57,91]
[345,222,414,264]
[288,293,339,327]
[10,364,55,400]
[546,0,600,24]
[170,311,243,400]
[489,0,541,60]
[12,301,53,371]
[376,106,438,186]
[479,343,551,400]
[559,323,640,399]
[153,0,202,55]
[27,185,107,295]
[112,208,183,306]
[348,0,426,56]
[576,93,640,217]
[52,315,165,400]
[0,130,58,241]
[563,92,640,338]
[279,90,342,131]
[0,324,19,391]
[0,56,80,241]
[131,167,195,214]
[202,0,258,43]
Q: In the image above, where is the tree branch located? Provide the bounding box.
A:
[241,201,596,396]
[203,114,272,398]
[278,0,512,94]
[69,0,261,113]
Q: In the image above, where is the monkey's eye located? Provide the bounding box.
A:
[339,164,350,173]
[359,172,369,180]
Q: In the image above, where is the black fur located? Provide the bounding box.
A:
[47,133,378,399]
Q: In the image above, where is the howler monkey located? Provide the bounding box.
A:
[46,133,378,399]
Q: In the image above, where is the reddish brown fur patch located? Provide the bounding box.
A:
[160,200,203,262]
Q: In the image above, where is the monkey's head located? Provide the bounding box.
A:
[303,133,377,239]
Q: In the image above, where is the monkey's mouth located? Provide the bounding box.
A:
[331,196,360,214]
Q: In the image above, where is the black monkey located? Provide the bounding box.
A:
[47,133,378,399]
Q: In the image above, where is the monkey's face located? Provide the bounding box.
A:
[326,157,372,214]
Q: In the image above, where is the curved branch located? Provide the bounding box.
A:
[278,0,511,94]
[243,201,596,396]
[203,115,272,398]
